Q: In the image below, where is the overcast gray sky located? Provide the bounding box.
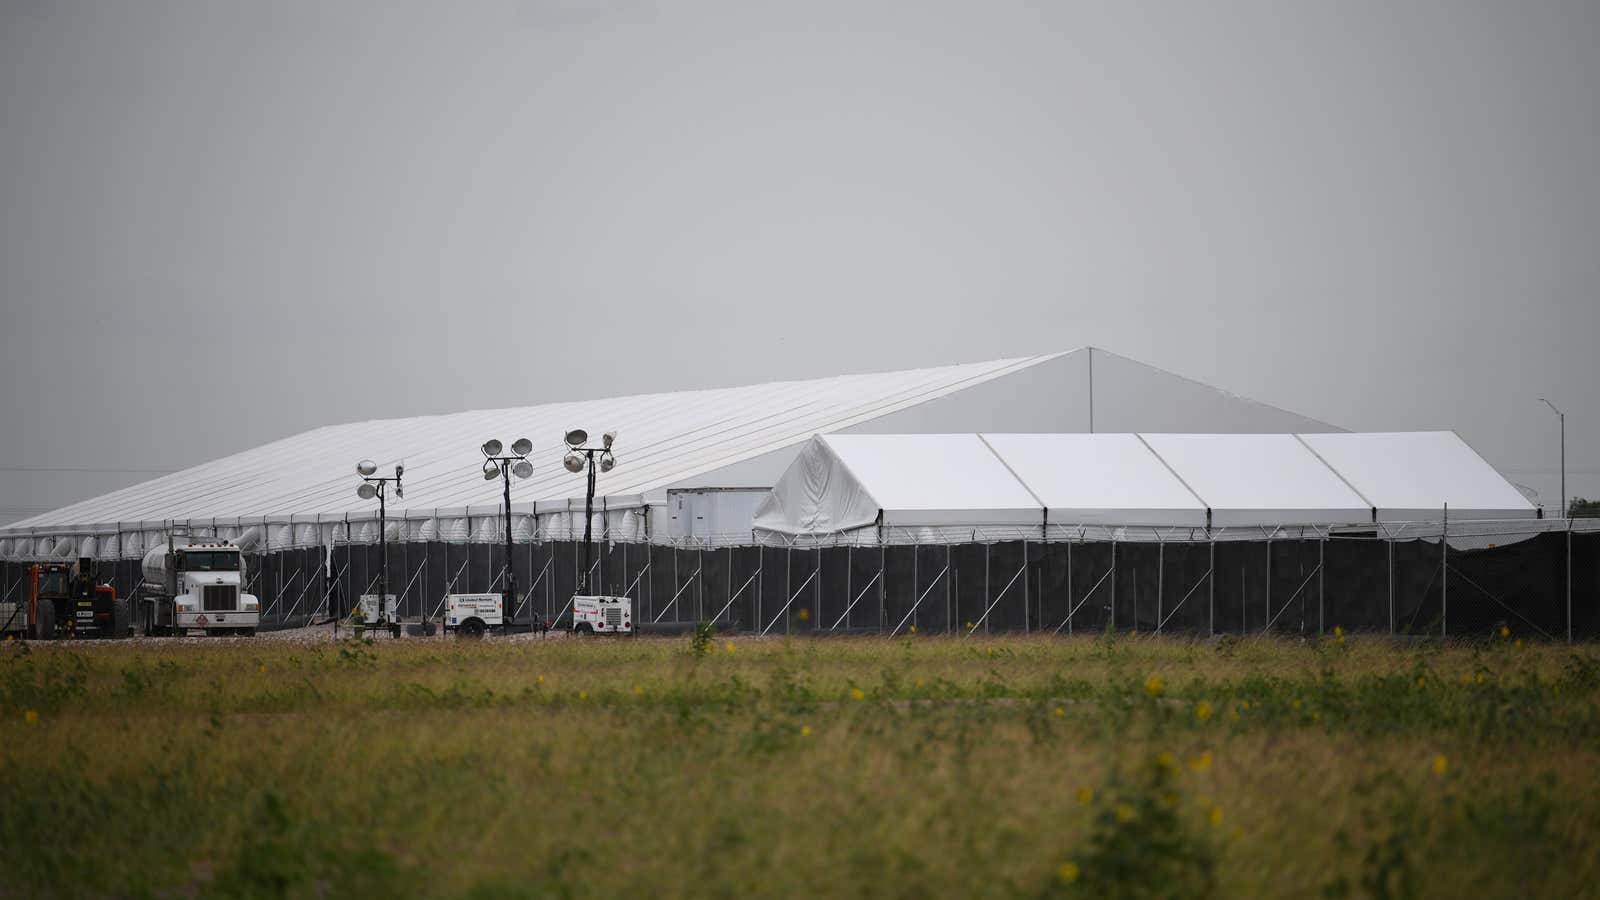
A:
[1,0,1596,525]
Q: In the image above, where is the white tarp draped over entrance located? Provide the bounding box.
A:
[753,431,1536,539]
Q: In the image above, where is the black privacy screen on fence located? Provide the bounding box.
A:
[3,529,1597,639]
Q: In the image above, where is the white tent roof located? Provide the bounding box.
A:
[4,354,1061,536]
[1298,431,1533,521]
[979,433,1207,526]
[1137,433,1373,527]
[754,430,1536,538]
[819,434,1043,527]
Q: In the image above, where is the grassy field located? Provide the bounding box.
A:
[3,630,1599,899]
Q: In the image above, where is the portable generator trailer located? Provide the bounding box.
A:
[0,559,130,640]
[443,593,504,638]
[139,537,260,636]
[571,595,633,635]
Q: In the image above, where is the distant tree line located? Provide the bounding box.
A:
[1569,498,1600,518]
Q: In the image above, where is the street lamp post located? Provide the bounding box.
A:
[562,429,617,595]
[481,438,534,626]
[355,460,403,628]
[1539,398,1566,517]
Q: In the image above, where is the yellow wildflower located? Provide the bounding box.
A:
[537,675,544,684]
[798,607,810,621]
[1161,791,1180,809]
[1241,700,1251,710]
[1461,672,1472,685]
[1500,626,1510,638]
[909,625,917,634]
[1143,673,1165,697]
[1195,701,1212,723]
[634,686,644,696]
[800,725,811,737]
[1333,625,1343,637]
[915,679,925,688]
[1156,751,1177,770]
[1188,751,1213,773]
[1115,803,1135,823]
[1415,677,1425,688]
[1514,639,1523,649]
[24,709,39,725]
[1057,862,1079,884]
[966,621,974,630]
[1291,698,1302,710]
[850,688,865,701]
[258,664,266,674]
[1209,805,1224,826]
[1228,708,1241,724]
[1054,707,1065,718]
[1431,753,1448,777]
[1076,786,1093,806]
[724,641,734,653]
[578,691,588,701]
[1475,673,1484,684]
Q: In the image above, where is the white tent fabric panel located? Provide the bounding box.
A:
[1137,433,1371,526]
[1125,434,1372,526]
[755,434,1043,533]
[1297,432,1536,521]
[979,433,1207,526]
[752,436,882,536]
[823,434,1044,526]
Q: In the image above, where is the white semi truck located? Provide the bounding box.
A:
[140,540,261,636]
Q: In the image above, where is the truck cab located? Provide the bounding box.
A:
[571,595,632,635]
[142,542,260,636]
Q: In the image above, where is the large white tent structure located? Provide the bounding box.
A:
[0,346,1589,639]
[0,347,1343,560]
[752,431,1538,542]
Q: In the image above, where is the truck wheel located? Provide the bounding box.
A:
[574,622,594,635]
[113,598,132,638]
[458,618,486,639]
[32,601,55,640]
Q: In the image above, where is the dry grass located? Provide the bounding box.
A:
[3,632,1598,898]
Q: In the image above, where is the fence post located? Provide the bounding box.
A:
[878,542,885,633]
[1023,539,1030,634]
[1066,537,1074,636]
[1264,537,1271,633]
[1109,538,1117,631]
[1567,519,1573,644]
[1208,534,1215,638]
[1156,538,1164,633]
[1318,537,1325,636]
[1387,533,1395,636]
[1441,504,1448,639]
